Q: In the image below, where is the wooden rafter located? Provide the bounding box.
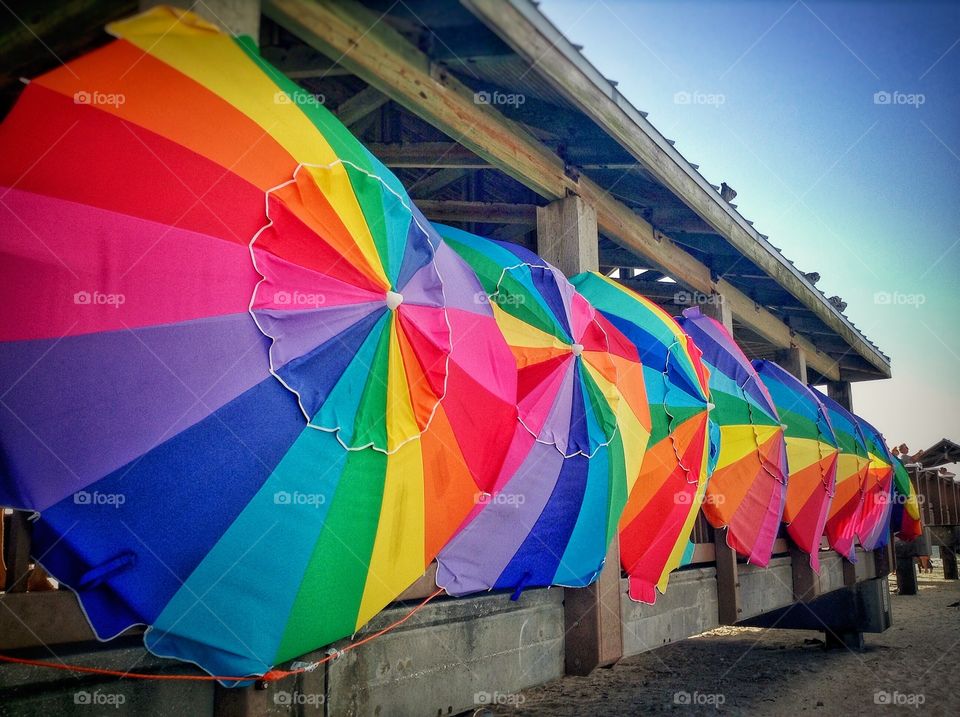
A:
[335,85,389,126]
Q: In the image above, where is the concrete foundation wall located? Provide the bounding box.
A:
[0,552,884,716]
[854,548,878,581]
[818,553,846,593]
[620,566,719,656]
[0,644,216,717]
[325,589,564,717]
[0,590,564,717]
[738,557,795,620]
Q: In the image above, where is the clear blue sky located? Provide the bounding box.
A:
[542,0,960,455]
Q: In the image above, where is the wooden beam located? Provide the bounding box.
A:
[263,0,840,381]
[368,141,654,172]
[464,0,889,378]
[416,199,536,225]
[408,167,470,198]
[490,223,534,243]
[335,86,389,126]
[367,142,490,168]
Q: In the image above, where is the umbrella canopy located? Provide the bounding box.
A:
[753,361,838,572]
[891,458,923,542]
[434,228,651,596]
[571,272,712,604]
[676,308,788,565]
[854,417,895,550]
[810,388,869,561]
[0,7,517,680]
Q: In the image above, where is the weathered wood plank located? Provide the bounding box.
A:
[416,199,536,224]
[367,141,490,168]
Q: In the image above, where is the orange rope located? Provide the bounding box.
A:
[0,588,444,683]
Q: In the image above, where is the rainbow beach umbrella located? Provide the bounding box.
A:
[810,388,869,562]
[676,308,787,565]
[854,417,895,550]
[434,227,651,596]
[753,360,837,571]
[571,272,712,604]
[0,7,517,680]
[891,458,923,542]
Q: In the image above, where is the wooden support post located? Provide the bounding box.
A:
[775,346,808,384]
[0,514,5,588]
[842,556,858,588]
[536,195,599,276]
[714,528,741,624]
[873,546,891,579]
[777,346,821,601]
[537,193,621,675]
[3,511,32,593]
[827,382,863,587]
[700,291,741,621]
[213,684,269,717]
[563,537,623,675]
[701,290,733,333]
[942,544,959,580]
[789,544,819,602]
[827,380,854,412]
[895,553,919,595]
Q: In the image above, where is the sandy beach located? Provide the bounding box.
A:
[484,572,960,716]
